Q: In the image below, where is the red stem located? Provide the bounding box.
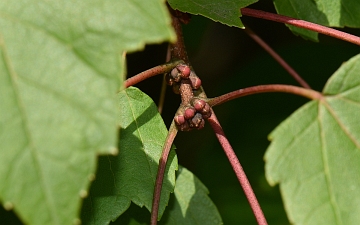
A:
[150,122,178,225]
[208,84,322,107]
[125,60,183,88]
[207,111,268,225]
[241,8,360,46]
[244,27,311,89]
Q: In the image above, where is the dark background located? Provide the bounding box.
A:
[2,1,359,224]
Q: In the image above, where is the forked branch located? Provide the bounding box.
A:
[125,60,183,88]
[241,8,360,46]
[150,5,269,225]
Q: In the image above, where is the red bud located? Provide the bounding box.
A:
[192,99,206,112]
[174,115,185,125]
[176,64,191,79]
[190,76,202,89]
[184,107,196,120]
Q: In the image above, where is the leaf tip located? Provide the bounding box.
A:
[109,147,119,155]
[79,190,88,198]
[73,218,81,225]
[265,177,277,187]
[88,173,96,181]
[3,202,14,211]
[267,134,274,141]
[264,169,277,187]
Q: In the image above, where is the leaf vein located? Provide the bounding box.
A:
[17,74,103,129]
[0,33,60,224]
[272,118,318,178]
[318,103,343,224]
[323,99,360,149]
[124,90,155,181]
[0,10,110,78]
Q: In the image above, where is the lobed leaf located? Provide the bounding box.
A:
[273,0,360,41]
[81,87,178,225]
[0,1,174,224]
[265,54,360,224]
[167,0,258,28]
[160,166,223,225]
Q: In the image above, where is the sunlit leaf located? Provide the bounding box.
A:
[265,53,360,224]
[0,1,174,224]
[81,87,178,225]
[168,0,258,28]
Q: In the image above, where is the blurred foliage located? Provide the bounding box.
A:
[2,1,360,224]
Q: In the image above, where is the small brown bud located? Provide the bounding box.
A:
[196,119,205,130]
[170,68,181,82]
[201,103,211,115]
[179,122,191,131]
[189,113,203,128]
[202,111,212,119]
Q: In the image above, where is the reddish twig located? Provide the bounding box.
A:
[169,8,195,106]
[208,84,323,107]
[243,26,311,89]
[207,110,268,225]
[168,7,190,64]
[241,8,360,46]
[124,60,183,88]
[150,8,194,225]
[150,122,178,225]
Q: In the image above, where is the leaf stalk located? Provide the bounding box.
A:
[208,84,323,107]
[207,111,268,225]
[241,8,360,46]
[150,122,178,225]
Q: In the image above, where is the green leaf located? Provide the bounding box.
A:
[81,87,178,225]
[160,166,223,225]
[265,53,360,224]
[0,1,174,225]
[273,0,360,41]
[168,0,258,28]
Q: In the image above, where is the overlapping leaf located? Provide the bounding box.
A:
[81,87,178,225]
[113,166,223,225]
[265,53,360,224]
[273,0,360,41]
[160,166,223,225]
[0,1,174,224]
[167,0,258,28]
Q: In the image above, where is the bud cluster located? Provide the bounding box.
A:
[174,98,212,131]
[166,64,202,94]
[168,63,210,131]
